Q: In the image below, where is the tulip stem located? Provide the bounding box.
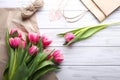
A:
[9,49,17,80]
[107,22,120,26]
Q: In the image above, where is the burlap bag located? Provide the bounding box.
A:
[0,8,57,80]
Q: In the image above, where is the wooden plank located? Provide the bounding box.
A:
[43,0,87,11]
[0,0,87,10]
[48,47,120,65]
[37,11,120,28]
[0,0,23,7]
[57,66,120,80]
[39,28,120,46]
[0,0,119,11]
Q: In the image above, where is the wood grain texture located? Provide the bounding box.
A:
[48,47,120,66]
[37,11,120,28]
[0,0,120,80]
[57,66,120,80]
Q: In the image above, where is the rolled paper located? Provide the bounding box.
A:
[21,0,44,19]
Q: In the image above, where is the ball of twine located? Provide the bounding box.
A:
[21,0,44,19]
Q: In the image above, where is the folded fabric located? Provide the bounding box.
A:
[81,0,120,22]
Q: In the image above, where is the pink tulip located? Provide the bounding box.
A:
[29,45,39,55]
[28,32,40,43]
[20,40,26,48]
[53,50,64,63]
[9,37,21,47]
[64,32,75,42]
[42,34,52,47]
[43,49,53,60]
[10,29,22,38]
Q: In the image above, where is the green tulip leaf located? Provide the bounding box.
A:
[31,65,59,80]
[6,29,11,56]
[13,63,29,80]
[3,63,9,80]
[28,52,49,75]
[16,47,27,67]
[38,38,43,52]
[58,27,85,36]
[35,60,55,72]
[8,49,17,80]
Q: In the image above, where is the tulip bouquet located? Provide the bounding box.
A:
[58,22,120,46]
[4,29,64,80]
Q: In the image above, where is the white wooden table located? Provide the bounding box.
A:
[0,0,120,80]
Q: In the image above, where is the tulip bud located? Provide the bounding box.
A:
[10,29,22,38]
[43,49,53,60]
[28,45,39,55]
[20,40,26,48]
[28,32,40,43]
[64,32,75,42]
[9,37,21,48]
[52,50,64,63]
[42,34,52,47]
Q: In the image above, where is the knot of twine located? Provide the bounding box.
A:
[21,0,44,19]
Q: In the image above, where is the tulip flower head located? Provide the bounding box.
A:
[29,45,39,55]
[9,37,21,48]
[28,32,40,43]
[20,40,26,48]
[42,34,52,47]
[10,29,22,38]
[52,50,64,63]
[64,32,75,42]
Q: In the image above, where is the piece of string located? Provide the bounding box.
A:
[62,10,88,23]
[50,0,88,23]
